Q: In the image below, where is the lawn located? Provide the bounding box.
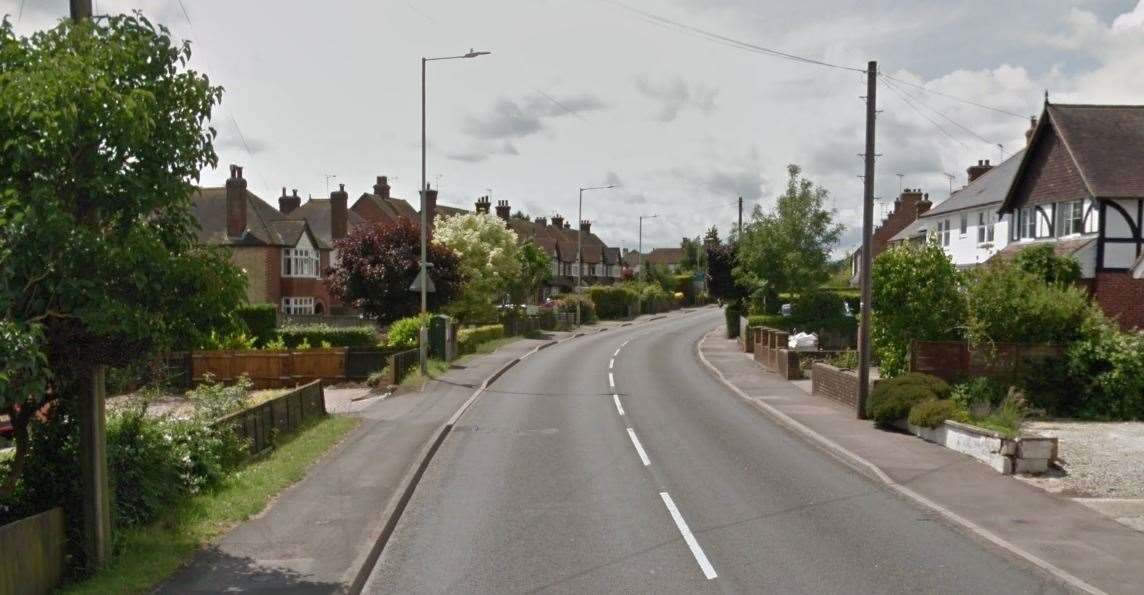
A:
[60,415,360,594]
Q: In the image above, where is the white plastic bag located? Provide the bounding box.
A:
[788,332,819,351]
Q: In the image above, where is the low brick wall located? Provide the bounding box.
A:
[811,363,860,408]
[0,507,65,595]
[910,340,1065,384]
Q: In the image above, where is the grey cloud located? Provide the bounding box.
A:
[635,76,717,122]
[705,169,765,201]
[461,92,607,140]
[445,140,518,163]
[604,170,622,187]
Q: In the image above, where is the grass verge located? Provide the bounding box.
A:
[60,415,360,595]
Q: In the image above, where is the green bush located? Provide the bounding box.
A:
[387,314,428,349]
[276,324,378,348]
[965,262,1094,346]
[639,284,673,314]
[951,377,1006,412]
[794,291,845,321]
[587,286,639,319]
[1064,316,1144,420]
[866,372,949,426]
[725,300,742,338]
[871,243,966,377]
[671,274,696,305]
[235,304,278,345]
[908,399,967,429]
[458,324,505,355]
[1014,243,1081,286]
[829,350,858,370]
[553,294,597,323]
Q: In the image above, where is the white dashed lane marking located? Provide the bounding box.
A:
[627,428,651,466]
[613,394,625,415]
[660,492,718,580]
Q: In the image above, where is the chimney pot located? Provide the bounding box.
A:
[494,199,511,221]
[373,175,391,199]
[422,186,439,236]
[330,184,349,240]
[225,164,248,237]
[278,184,301,214]
[967,159,994,183]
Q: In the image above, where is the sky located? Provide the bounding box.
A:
[8,0,1144,255]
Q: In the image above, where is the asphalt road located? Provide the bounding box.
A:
[365,308,1069,594]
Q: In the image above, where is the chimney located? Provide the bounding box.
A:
[967,159,993,183]
[475,195,491,214]
[330,183,349,240]
[534,216,547,226]
[226,164,248,238]
[279,186,301,214]
[1025,115,1038,145]
[495,199,511,221]
[551,214,564,229]
[421,184,438,234]
[373,175,391,199]
[579,220,591,235]
[917,192,932,217]
[564,222,571,230]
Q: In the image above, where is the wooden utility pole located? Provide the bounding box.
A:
[70,0,112,568]
[737,196,743,237]
[857,61,877,420]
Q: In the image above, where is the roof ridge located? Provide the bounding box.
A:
[1050,103,1144,109]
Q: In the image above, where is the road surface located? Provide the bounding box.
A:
[365,308,1068,594]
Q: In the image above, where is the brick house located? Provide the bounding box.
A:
[849,187,933,284]
[193,166,405,316]
[997,102,1144,329]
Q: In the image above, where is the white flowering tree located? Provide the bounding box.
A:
[433,213,522,320]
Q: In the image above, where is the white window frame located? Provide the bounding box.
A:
[978,210,996,244]
[1083,200,1100,234]
[959,213,968,238]
[936,219,951,246]
[281,296,315,315]
[1020,207,1036,240]
[1055,200,1084,237]
[282,236,320,279]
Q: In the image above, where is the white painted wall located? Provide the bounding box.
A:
[924,209,1012,266]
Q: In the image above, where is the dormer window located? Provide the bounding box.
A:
[282,234,319,278]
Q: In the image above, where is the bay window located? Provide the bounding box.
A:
[282,246,319,278]
[282,296,315,315]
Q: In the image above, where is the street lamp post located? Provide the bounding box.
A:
[421,50,490,374]
[637,214,658,313]
[576,185,616,326]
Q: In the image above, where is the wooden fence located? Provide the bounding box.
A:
[212,380,327,457]
[387,348,420,385]
[909,340,1066,383]
[0,507,65,595]
[187,348,347,389]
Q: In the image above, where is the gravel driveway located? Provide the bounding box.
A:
[1019,420,1144,498]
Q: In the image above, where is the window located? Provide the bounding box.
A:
[959,213,968,238]
[282,297,315,315]
[1055,200,1084,237]
[1084,202,1100,234]
[282,247,319,278]
[1026,208,1036,238]
[936,219,951,246]
[977,211,996,244]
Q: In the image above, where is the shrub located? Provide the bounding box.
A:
[235,304,278,345]
[553,294,597,323]
[587,286,639,319]
[639,284,672,314]
[725,300,742,338]
[188,374,252,420]
[276,324,377,348]
[387,314,428,349]
[908,399,967,429]
[458,324,505,355]
[1014,243,1081,286]
[829,350,858,370]
[951,377,1006,412]
[794,291,845,322]
[871,243,965,377]
[1064,315,1144,420]
[965,262,1094,346]
[866,372,949,426]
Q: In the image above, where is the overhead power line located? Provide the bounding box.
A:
[601,0,868,74]
[879,72,1029,120]
[880,75,998,148]
[879,76,969,149]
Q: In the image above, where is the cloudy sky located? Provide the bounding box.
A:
[8,0,1144,254]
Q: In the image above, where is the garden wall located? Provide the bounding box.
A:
[909,340,1065,384]
[810,363,875,408]
[213,380,327,456]
[0,507,65,595]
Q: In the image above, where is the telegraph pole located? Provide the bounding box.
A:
[737,196,743,237]
[71,0,112,569]
[857,61,877,420]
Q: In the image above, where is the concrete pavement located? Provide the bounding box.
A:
[699,318,1144,595]
[365,308,1068,593]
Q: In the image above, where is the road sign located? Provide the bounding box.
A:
[409,269,436,292]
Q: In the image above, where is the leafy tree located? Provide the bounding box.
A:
[433,212,521,320]
[1014,244,1081,286]
[508,243,553,303]
[871,242,966,377]
[680,236,703,273]
[0,15,247,495]
[703,225,720,246]
[734,165,843,298]
[326,218,463,324]
[965,262,1095,346]
[642,261,674,292]
[705,243,741,301]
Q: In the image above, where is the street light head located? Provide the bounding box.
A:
[464,50,492,58]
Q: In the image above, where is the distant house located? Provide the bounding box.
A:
[849,187,933,284]
[645,247,686,273]
[996,102,1144,328]
[192,165,348,315]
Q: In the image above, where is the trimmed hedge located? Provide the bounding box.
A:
[236,304,278,346]
[458,324,505,355]
[276,324,379,348]
[553,294,597,324]
[725,301,742,338]
[866,372,949,427]
[587,286,638,319]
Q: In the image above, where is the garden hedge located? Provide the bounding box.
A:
[458,324,505,355]
[866,372,949,427]
[236,304,278,346]
[587,286,638,319]
[276,324,379,348]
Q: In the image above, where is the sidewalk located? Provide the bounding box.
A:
[699,332,1144,595]
[160,334,563,594]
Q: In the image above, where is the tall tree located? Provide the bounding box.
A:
[0,15,246,494]
[325,218,463,324]
[508,243,553,304]
[433,212,522,320]
[680,236,703,272]
[705,243,741,301]
[734,164,843,298]
[703,225,720,246]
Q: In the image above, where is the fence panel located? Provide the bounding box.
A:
[388,348,420,385]
[213,380,326,456]
[0,507,65,595]
[910,340,1066,383]
[291,348,347,384]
